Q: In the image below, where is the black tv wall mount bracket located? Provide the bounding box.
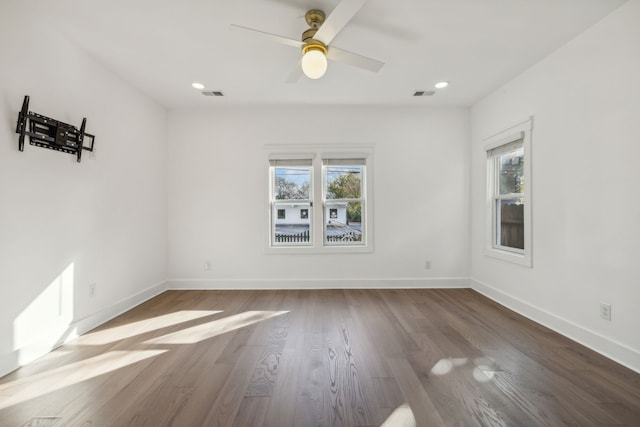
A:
[15,95,95,162]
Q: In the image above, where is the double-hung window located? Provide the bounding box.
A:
[267,145,373,253]
[485,117,532,266]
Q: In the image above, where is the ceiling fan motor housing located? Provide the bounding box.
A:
[304,10,325,28]
[302,10,327,54]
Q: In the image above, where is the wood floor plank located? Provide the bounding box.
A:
[232,396,270,427]
[322,290,376,427]
[202,345,264,427]
[371,377,405,422]
[344,290,394,378]
[162,363,233,427]
[262,348,303,427]
[294,290,325,427]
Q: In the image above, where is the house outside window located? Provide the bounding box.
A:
[267,145,373,253]
[484,117,532,267]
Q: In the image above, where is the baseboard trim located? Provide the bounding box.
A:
[470,278,640,374]
[0,280,167,378]
[166,277,470,290]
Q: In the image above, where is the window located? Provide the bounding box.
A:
[485,117,532,266]
[267,145,373,253]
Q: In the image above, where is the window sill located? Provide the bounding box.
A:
[265,244,373,255]
[484,247,532,267]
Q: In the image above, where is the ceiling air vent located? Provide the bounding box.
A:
[413,90,435,97]
[202,91,224,97]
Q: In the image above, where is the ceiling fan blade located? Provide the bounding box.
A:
[230,24,304,49]
[327,46,384,72]
[314,0,367,45]
[286,59,304,83]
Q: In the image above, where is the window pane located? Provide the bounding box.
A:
[496,198,524,250]
[325,201,363,244]
[274,167,311,200]
[499,147,524,194]
[273,202,311,244]
[325,165,362,200]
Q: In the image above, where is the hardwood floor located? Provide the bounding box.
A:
[1,289,639,426]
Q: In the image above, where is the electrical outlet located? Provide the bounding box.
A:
[424,260,431,270]
[600,303,611,321]
[89,283,96,297]
[204,261,211,271]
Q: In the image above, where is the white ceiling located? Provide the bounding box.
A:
[17,0,626,109]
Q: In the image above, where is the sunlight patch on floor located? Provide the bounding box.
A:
[380,403,416,427]
[472,356,498,382]
[430,357,468,376]
[430,356,497,382]
[472,367,495,382]
[77,310,222,345]
[0,350,166,410]
[143,311,289,345]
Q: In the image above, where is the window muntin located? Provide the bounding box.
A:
[270,160,312,246]
[323,159,365,246]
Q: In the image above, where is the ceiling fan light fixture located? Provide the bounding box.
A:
[301,45,328,79]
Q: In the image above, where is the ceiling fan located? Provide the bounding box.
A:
[231,0,384,81]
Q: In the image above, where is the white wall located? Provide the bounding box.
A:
[0,1,168,376]
[470,0,640,371]
[167,106,470,288]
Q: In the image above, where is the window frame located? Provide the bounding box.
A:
[484,117,533,267]
[265,144,374,254]
[269,159,313,248]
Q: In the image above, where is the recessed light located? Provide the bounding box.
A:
[192,82,205,90]
[435,81,449,89]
